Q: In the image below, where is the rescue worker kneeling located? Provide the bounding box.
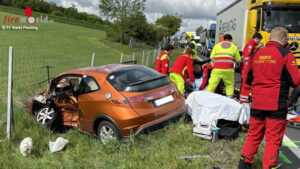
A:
[206,34,241,98]
[169,44,195,95]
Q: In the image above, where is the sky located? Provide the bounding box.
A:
[45,0,235,32]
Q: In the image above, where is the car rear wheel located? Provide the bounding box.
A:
[97,121,121,144]
[35,106,58,128]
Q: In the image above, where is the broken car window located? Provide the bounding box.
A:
[54,76,82,95]
[77,76,100,95]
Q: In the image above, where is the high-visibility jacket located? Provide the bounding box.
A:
[185,40,198,60]
[210,40,241,69]
[170,54,195,82]
[155,51,169,75]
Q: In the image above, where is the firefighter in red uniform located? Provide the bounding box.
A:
[238,27,300,169]
[239,33,263,103]
[155,44,174,75]
[169,43,195,94]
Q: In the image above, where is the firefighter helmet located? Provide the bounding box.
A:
[187,32,194,40]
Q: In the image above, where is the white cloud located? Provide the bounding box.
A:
[45,0,235,32]
[145,0,217,32]
[216,0,235,13]
[46,0,99,15]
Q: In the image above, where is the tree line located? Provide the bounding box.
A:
[99,0,182,45]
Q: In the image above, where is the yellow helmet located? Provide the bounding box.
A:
[187,32,194,39]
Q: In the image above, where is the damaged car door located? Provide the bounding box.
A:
[76,75,101,133]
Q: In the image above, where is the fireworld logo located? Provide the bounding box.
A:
[24,6,36,24]
[2,6,53,31]
[3,6,37,25]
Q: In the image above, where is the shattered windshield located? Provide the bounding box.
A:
[263,8,300,33]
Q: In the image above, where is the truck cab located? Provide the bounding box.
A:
[199,24,216,57]
[247,0,300,67]
[216,0,300,68]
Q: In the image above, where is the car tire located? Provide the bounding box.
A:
[97,121,121,144]
[35,105,59,128]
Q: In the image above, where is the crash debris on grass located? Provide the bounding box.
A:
[49,137,69,153]
[20,137,33,157]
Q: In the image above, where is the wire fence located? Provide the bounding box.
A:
[0,45,161,138]
[119,47,161,66]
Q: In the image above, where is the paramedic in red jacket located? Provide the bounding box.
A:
[239,33,263,103]
[238,27,300,169]
[155,44,174,75]
[169,44,195,94]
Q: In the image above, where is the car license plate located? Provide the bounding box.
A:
[153,95,174,107]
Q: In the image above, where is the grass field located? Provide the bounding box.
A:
[0,5,109,30]
[0,8,265,169]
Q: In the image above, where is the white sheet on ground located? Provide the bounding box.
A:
[186,91,250,127]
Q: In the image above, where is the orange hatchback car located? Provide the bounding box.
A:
[30,64,186,143]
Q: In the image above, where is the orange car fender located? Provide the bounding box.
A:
[92,114,124,137]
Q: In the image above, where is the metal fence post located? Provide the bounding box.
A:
[146,50,150,67]
[129,37,132,49]
[91,53,95,67]
[142,50,145,65]
[7,46,13,139]
[153,49,157,63]
[132,52,135,61]
[120,52,124,63]
[158,46,161,57]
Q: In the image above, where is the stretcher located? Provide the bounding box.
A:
[287,104,300,128]
[287,110,300,128]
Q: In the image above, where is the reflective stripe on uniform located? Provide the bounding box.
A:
[160,54,169,60]
[182,66,187,75]
[239,94,249,103]
[213,57,235,69]
[215,53,234,58]
[240,95,248,99]
[214,60,235,63]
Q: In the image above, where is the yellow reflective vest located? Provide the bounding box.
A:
[210,41,241,69]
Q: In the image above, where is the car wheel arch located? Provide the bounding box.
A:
[92,114,123,138]
[32,101,45,115]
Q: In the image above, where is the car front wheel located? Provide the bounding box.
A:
[35,106,58,128]
[97,121,121,144]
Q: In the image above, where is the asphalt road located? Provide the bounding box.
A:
[198,54,300,168]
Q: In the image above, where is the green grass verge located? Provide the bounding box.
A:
[0,108,264,169]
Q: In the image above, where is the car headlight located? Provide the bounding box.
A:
[34,95,45,102]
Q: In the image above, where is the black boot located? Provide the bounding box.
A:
[238,155,252,169]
